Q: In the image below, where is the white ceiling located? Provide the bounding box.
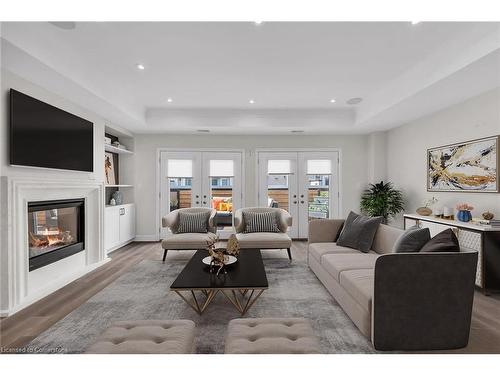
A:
[1,22,499,134]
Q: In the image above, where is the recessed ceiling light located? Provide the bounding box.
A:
[411,21,421,25]
[254,21,263,25]
[249,99,255,104]
[330,99,336,103]
[346,97,363,105]
[49,22,76,30]
[136,64,145,70]
[167,98,173,103]
[196,129,210,133]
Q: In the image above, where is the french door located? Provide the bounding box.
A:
[160,150,243,239]
[257,151,339,238]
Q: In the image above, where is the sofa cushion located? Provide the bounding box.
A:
[236,232,292,249]
[420,229,460,253]
[392,226,431,253]
[308,242,359,263]
[161,232,217,250]
[339,269,374,312]
[371,224,405,254]
[336,211,383,253]
[321,253,379,282]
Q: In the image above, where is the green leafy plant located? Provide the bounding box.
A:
[360,181,404,223]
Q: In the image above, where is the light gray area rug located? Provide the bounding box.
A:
[27,252,375,354]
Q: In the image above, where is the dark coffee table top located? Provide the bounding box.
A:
[170,249,268,290]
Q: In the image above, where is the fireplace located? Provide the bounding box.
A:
[28,199,85,271]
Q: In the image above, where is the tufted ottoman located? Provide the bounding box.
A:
[224,318,321,354]
[86,320,196,354]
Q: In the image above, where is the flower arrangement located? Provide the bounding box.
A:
[423,196,438,207]
[456,203,474,211]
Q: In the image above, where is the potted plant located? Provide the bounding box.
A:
[360,181,404,224]
[456,203,474,222]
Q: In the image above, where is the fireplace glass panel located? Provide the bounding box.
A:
[28,205,80,259]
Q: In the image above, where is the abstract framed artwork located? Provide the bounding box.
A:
[427,135,499,192]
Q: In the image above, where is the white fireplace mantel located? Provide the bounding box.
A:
[0,176,108,316]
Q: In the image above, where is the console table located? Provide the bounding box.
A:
[404,214,500,294]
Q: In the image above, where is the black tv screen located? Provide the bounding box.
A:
[10,89,94,172]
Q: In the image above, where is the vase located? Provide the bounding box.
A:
[457,210,472,222]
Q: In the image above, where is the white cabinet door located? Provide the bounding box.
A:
[119,204,136,243]
[104,206,120,251]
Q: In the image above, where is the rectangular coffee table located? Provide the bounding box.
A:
[170,249,268,316]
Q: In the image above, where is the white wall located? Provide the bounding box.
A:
[0,69,112,314]
[386,88,500,227]
[0,70,106,180]
[133,134,371,239]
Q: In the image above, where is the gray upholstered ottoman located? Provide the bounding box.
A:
[86,320,196,354]
[224,318,321,354]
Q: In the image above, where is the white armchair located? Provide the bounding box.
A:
[234,207,293,260]
[161,207,217,262]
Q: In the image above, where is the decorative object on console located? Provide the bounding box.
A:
[456,203,474,222]
[104,152,116,185]
[111,190,123,205]
[336,211,383,253]
[420,229,460,253]
[416,196,438,216]
[428,135,498,192]
[433,207,443,217]
[482,211,495,220]
[360,181,404,223]
[109,198,116,206]
[442,206,453,219]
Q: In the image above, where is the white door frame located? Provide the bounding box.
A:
[255,148,342,238]
[156,148,246,240]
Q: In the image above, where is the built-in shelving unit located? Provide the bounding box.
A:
[103,126,136,254]
[105,143,134,155]
[105,184,134,188]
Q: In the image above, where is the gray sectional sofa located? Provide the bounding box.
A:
[307,219,478,351]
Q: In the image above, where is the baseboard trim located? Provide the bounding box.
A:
[3,258,111,317]
[134,235,159,242]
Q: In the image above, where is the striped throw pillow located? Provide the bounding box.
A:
[243,211,281,233]
[177,211,210,233]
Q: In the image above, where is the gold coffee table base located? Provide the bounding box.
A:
[173,288,266,316]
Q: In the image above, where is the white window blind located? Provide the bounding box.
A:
[210,160,234,177]
[307,160,331,174]
[167,159,193,178]
[268,160,291,174]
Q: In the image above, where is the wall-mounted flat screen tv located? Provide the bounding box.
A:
[10,89,94,172]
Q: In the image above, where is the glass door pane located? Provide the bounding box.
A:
[267,174,290,212]
[203,153,242,239]
[307,174,330,220]
[160,152,202,238]
[257,152,298,238]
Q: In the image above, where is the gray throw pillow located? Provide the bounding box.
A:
[336,211,383,253]
[420,229,460,252]
[243,211,281,233]
[176,211,210,233]
[392,225,431,253]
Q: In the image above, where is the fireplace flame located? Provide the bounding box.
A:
[29,228,74,249]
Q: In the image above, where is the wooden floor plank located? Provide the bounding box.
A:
[1,240,499,353]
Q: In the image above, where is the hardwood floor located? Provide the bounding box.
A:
[1,241,499,353]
